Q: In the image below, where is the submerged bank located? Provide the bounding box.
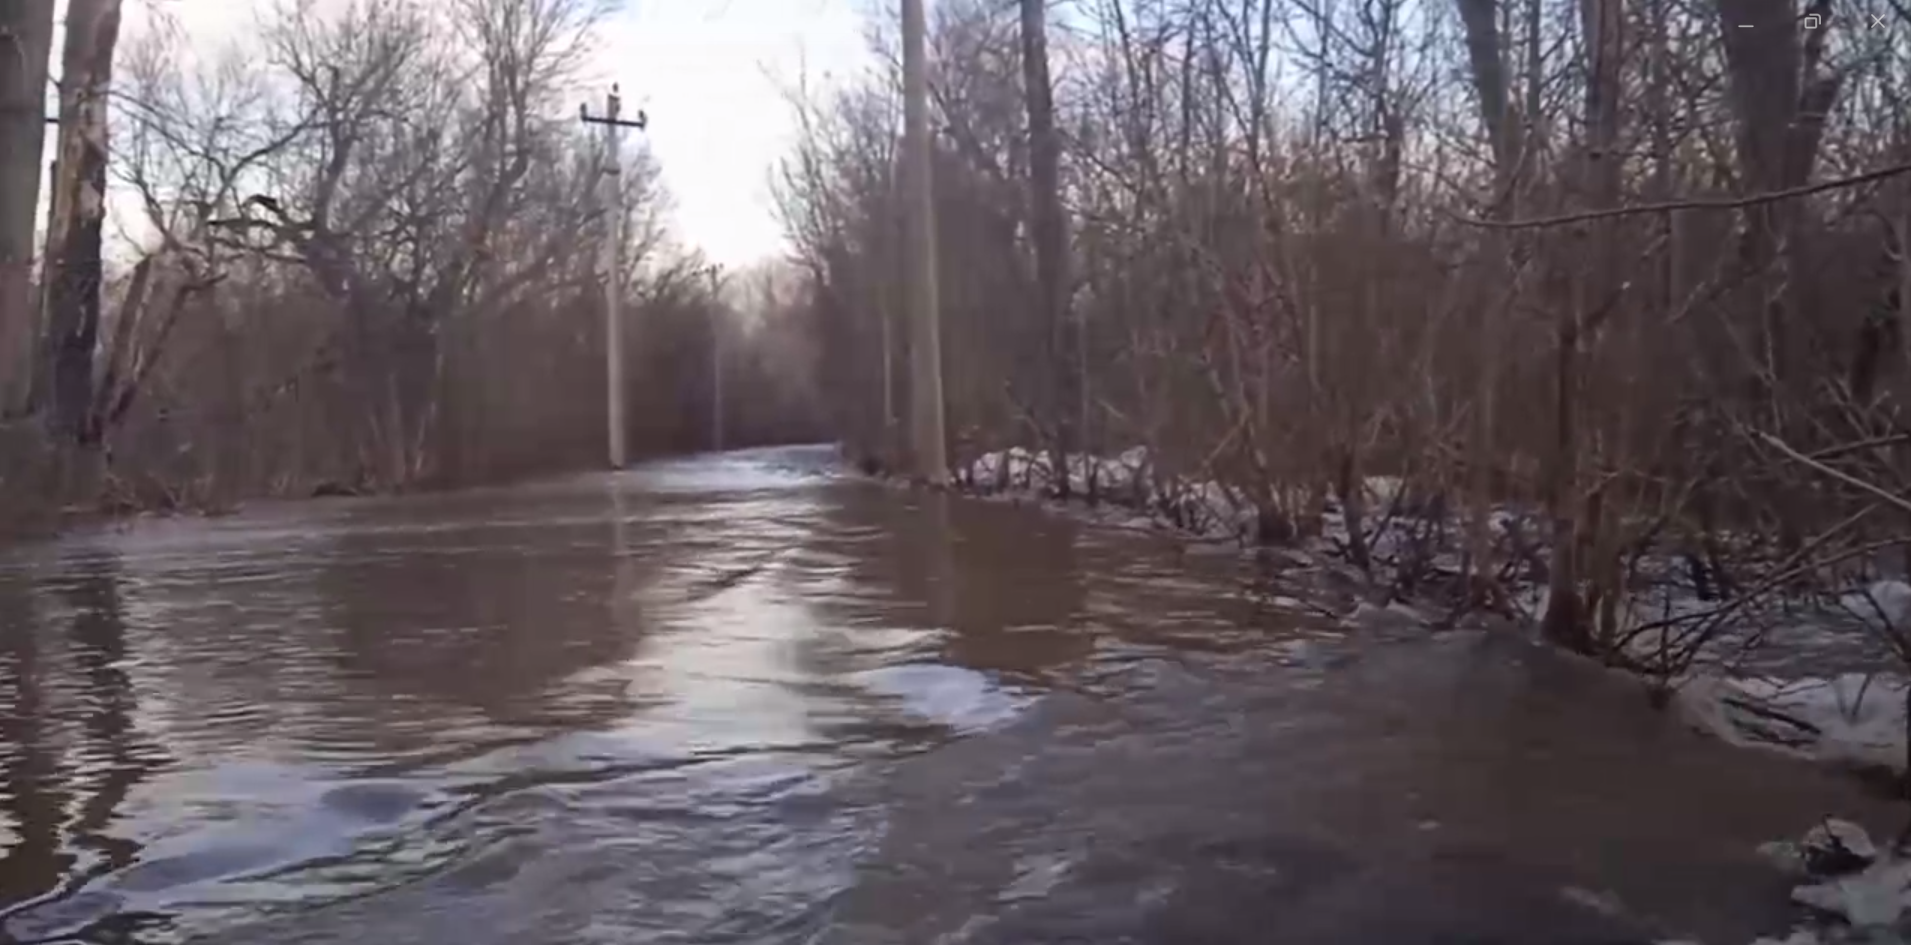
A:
[914,445,1911,781]
[855,443,1911,941]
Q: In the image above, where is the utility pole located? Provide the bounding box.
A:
[708,265,724,452]
[580,85,648,470]
[901,0,948,484]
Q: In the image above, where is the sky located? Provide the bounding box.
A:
[592,0,874,265]
[62,0,877,268]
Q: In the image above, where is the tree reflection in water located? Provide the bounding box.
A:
[0,551,167,920]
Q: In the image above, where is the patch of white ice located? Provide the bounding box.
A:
[851,663,1033,734]
[1839,581,1911,632]
[1362,475,1406,508]
[1746,931,1828,945]
[999,851,1074,903]
[1749,817,1911,944]
[1793,859,1911,929]
[1675,673,1908,774]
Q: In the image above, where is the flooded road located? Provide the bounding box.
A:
[0,445,1895,944]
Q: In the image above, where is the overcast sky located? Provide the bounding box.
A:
[65,0,877,267]
[590,0,873,265]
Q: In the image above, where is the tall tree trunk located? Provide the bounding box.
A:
[40,0,125,460]
[1713,0,1838,407]
[0,0,55,414]
[1022,0,1075,499]
[1541,0,1623,655]
[1454,0,1516,599]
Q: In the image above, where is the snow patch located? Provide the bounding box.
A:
[1746,820,1911,944]
[1792,860,1911,928]
[1747,932,1829,945]
[961,447,1260,542]
[1362,475,1406,508]
[999,851,1075,903]
[1675,673,1908,774]
[1839,581,1911,632]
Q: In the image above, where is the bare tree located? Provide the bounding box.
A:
[776,0,1910,670]
[39,0,128,486]
[0,0,55,414]
[1020,0,1077,498]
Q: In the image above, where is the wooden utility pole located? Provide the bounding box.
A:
[708,264,724,451]
[1020,0,1073,498]
[580,85,648,470]
[901,0,947,484]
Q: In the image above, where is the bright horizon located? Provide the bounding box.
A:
[49,0,878,269]
[592,0,874,266]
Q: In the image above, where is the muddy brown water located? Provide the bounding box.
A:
[0,445,1897,945]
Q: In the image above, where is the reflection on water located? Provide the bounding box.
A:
[0,446,1896,945]
[0,568,63,909]
[0,550,171,940]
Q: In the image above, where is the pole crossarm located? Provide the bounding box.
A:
[579,110,649,130]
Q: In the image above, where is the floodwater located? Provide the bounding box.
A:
[0,445,1895,945]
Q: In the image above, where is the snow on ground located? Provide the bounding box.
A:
[1742,933,1836,945]
[1676,671,1909,775]
[1651,821,1911,944]
[1844,582,1911,633]
[1665,581,1911,779]
[962,446,1413,546]
[1727,820,1911,944]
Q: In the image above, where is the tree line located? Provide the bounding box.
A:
[0,0,825,534]
[776,0,1911,658]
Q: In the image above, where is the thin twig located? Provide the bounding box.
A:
[1763,432,1911,516]
[1454,161,1911,230]
[1810,432,1911,463]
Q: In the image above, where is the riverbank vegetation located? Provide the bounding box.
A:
[773,0,1911,784]
[0,0,826,538]
[776,1,1908,660]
